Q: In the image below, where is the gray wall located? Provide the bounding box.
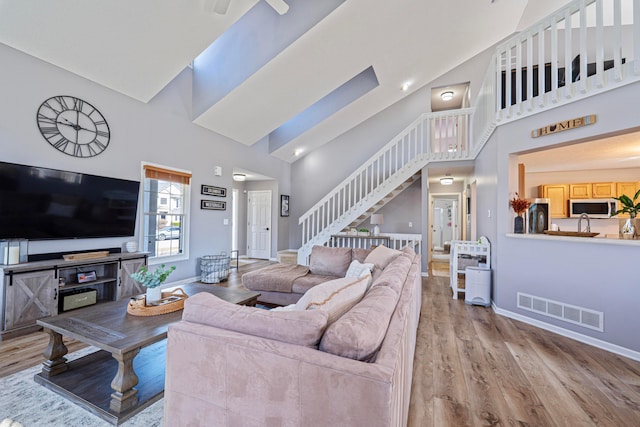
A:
[0,43,291,281]
[476,81,640,353]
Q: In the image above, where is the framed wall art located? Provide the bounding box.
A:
[201,185,226,197]
[280,194,290,217]
[201,199,226,210]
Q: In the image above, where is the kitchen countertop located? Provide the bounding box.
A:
[506,233,640,246]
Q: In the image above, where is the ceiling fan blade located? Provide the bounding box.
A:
[265,0,289,15]
[214,0,231,14]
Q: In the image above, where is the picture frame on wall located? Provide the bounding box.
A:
[280,194,290,217]
[201,199,226,210]
[201,185,226,197]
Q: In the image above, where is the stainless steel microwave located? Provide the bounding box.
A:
[569,199,618,218]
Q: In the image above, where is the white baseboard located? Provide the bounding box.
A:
[493,304,640,362]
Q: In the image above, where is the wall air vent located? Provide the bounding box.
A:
[517,292,603,332]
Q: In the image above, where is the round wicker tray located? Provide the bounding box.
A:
[127,288,188,316]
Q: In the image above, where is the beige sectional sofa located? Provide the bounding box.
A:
[241,245,372,306]
[164,245,422,427]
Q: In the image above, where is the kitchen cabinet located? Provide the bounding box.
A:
[591,182,616,198]
[539,184,569,218]
[569,183,591,199]
[615,182,640,218]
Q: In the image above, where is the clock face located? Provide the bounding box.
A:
[36,95,110,158]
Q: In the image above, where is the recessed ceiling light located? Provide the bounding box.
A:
[294,148,304,156]
[401,82,411,91]
[441,91,454,101]
[233,173,246,181]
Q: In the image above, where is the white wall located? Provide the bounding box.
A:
[0,43,291,281]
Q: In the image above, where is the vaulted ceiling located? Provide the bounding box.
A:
[0,0,564,163]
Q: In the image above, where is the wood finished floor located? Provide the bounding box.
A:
[1,260,639,426]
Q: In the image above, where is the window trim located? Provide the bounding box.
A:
[140,162,191,265]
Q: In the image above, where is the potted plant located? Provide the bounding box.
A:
[611,189,640,239]
[358,228,370,236]
[131,264,176,303]
[509,193,530,234]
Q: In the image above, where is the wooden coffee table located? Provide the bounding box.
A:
[34,283,260,425]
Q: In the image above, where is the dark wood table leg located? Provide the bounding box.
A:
[109,348,140,413]
[41,328,68,377]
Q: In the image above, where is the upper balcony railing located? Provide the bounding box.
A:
[489,0,640,125]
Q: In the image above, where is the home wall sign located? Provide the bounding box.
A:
[201,200,226,210]
[531,114,596,138]
[201,185,226,197]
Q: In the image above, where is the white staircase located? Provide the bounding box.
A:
[298,108,479,264]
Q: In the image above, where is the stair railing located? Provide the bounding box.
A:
[298,108,474,263]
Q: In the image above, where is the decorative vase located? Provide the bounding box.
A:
[620,217,636,239]
[125,241,138,253]
[514,214,525,234]
[146,286,162,304]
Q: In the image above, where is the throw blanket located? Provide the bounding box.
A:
[243,263,310,293]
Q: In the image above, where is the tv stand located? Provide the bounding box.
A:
[0,252,147,340]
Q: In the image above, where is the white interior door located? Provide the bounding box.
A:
[247,190,271,259]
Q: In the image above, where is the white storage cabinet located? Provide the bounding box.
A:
[449,238,490,300]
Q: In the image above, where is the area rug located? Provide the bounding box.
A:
[0,347,163,427]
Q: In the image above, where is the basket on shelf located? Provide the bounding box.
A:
[200,252,230,283]
[127,288,188,316]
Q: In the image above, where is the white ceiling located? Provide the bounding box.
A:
[0,0,564,163]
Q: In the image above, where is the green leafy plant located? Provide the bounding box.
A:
[358,228,369,233]
[611,189,640,219]
[130,264,176,288]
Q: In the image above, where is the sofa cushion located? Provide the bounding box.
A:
[364,244,402,270]
[291,273,338,295]
[295,275,370,323]
[351,248,371,263]
[344,260,375,279]
[309,245,353,277]
[319,285,400,361]
[370,253,413,294]
[183,292,329,347]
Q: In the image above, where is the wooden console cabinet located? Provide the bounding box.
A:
[0,252,147,340]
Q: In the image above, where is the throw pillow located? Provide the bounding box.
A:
[364,244,402,271]
[344,260,375,279]
[319,285,400,361]
[182,293,329,347]
[295,275,370,323]
[309,245,352,277]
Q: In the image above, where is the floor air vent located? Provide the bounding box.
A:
[517,292,603,332]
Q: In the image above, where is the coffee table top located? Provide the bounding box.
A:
[37,283,260,355]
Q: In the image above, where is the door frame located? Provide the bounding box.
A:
[428,192,462,264]
[246,190,272,259]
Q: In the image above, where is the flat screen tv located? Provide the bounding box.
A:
[0,161,140,240]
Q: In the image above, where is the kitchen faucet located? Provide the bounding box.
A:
[578,213,591,233]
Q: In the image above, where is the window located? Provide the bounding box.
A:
[142,164,191,261]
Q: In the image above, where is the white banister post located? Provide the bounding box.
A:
[579,2,588,93]
[537,24,545,107]
[564,9,573,99]
[634,0,640,75]
[595,0,605,88]
[550,18,559,103]
[613,0,622,82]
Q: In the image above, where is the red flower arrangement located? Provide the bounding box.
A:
[509,193,531,215]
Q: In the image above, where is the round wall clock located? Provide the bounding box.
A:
[36,95,110,158]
